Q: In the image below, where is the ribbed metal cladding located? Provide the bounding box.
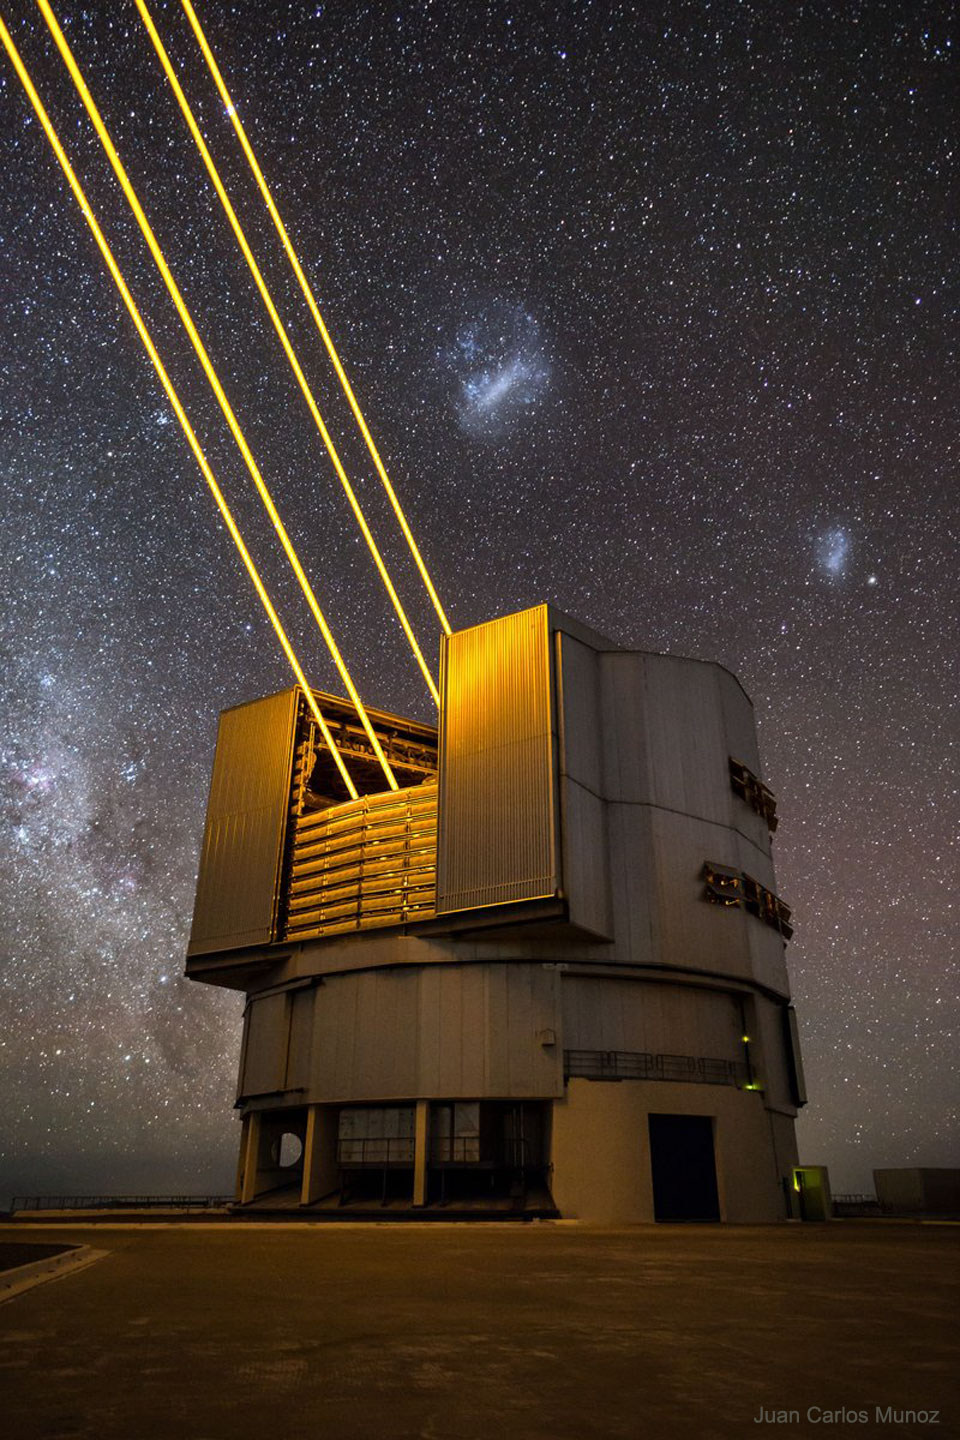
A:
[436,605,559,912]
[283,783,437,941]
[188,689,299,955]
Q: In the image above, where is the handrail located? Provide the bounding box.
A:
[564,1049,750,1087]
[11,1194,232,1211]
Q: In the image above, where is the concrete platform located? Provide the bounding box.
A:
[238,1179,560,1220]
[0,1221,955,1439]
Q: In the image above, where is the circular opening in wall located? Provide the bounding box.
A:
[274,1132,303,1169]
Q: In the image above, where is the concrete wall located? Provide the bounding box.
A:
[551,1078,789,1224]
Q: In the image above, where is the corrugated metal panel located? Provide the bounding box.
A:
[309,964,563,1101]
[285,989,314,1090]
[560,976,743,1060]
[755,993,796,1111]
[784,1004,807,1106]
[556,632,603,794]
[188,689,298,955]
[555,631,612,937]
[599,653,651,802]
[560,781,611,937]
[283,783,437,941]
[240,992,289,1096]
[436,606,559,912]
[603,801,657,967]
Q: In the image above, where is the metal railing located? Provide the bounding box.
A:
[832,1194,882,1217]
[430,1136,481,1165]
[429,1136,531,1167]
[334,1133,539,1207]
[564,1049,749,1087]
[11,1194,233,1211]
[336,1137,415,1167]
[337,1136,532,1169]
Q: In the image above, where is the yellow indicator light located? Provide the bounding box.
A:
[180,0,452,639]
[0,14,358,801]
[742,1035,751,1044]
[136,0,439,707]
[37,0,398,792]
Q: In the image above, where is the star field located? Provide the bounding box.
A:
[1,1,956,1199]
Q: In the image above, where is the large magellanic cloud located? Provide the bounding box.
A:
[443,305,551,441]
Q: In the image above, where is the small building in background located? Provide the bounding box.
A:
[874,1169,960,1217]
[186,604,805,1222]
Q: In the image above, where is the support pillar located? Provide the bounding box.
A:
[234,1114,250,1202]
[301,1104,337,1206]
[413,1099,430,1207]
[239,1110,262,1205]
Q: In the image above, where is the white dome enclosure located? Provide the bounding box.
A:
[187,604,805,1222]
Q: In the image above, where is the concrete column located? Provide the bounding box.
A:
[301,1105,321,1206]
[301,1105,338,1206]
[239,1110,262,1205]
[413,1099,430,1207]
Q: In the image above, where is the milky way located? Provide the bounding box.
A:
[0,1,956,1199]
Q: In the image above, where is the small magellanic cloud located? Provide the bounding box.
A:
[817,527,850,577]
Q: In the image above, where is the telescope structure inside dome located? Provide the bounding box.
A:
[187,603,805,1222]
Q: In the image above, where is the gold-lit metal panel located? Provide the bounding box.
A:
[284,784,438,941]
[188,690,298,955]
[436,606,559,912]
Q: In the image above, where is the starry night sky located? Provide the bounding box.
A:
[1,1,956,1202]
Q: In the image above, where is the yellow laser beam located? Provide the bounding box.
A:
[180,0,452,638]
[135,0,439,708]
[0,14,358,800]
[36,0,398,792]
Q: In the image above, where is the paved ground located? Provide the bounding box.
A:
[0,1221,956,1440]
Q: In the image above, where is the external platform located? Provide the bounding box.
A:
[2,1221,955,1440]
[235,1182,560,1222]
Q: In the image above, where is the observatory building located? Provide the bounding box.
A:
[186,604,805,1223]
